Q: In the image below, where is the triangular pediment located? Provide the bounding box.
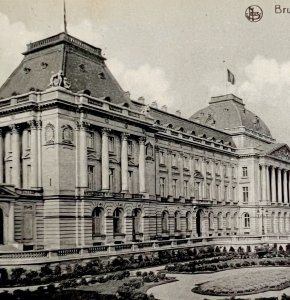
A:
[0,185,19,198]
[267,144,290,162]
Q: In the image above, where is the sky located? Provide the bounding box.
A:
[1,0,290,143]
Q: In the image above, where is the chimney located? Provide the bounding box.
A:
[138,96,145,104]
[161,105,167,112]
[151,101,158,108]
[176,110,181,117]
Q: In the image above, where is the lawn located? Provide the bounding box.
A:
[78,276,177,295]
[193,267,290,296]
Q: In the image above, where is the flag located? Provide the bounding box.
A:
[227,69,235,85]
[63,0,67,33]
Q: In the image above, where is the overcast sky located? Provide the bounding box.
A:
[1,0,290,143]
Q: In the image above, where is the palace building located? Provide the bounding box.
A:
[0,32,289,251]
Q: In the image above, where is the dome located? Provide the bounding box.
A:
[189,94,272,138]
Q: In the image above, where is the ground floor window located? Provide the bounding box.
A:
[92,207,104,236]
[162,211,169,233]
[244,212,250,228]
[113,208,123,234]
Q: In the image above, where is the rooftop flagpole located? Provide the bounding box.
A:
[63,0,68,34]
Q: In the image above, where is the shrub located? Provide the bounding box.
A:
[40,264,53,276]
[0,268,8,286]
[10,268,26,283]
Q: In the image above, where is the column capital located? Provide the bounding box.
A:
[101,127,111,136]
[121,132,130,141]
[28,120,37,129]
[36,120,42,129]
[9,124,20,133]
[138,137,146,144]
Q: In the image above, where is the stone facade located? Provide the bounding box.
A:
[0,33,289,251]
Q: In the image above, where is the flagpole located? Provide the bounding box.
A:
[63,0,68,34]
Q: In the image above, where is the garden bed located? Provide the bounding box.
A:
[192,268,290,296]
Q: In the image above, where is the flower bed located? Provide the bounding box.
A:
[192,268,290,296]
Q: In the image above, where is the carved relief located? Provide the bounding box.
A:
[45,123,55,144]
[49,70,71,89]
[62,125,73,144]
[146,142,154,158]
[271,146,290,161]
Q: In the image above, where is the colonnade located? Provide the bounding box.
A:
[260,164,290,204]
[78,123,146,193]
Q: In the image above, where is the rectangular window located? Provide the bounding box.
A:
[194,182,200,199]
[232,166,236,178]
[86,132,94,148]
[195,159,200,171]
[206,183,211,199]
[243,186,249,203]
[109,168,114,191]
[159,151,165,165]
[184,157,189,169]
[183,180,188,198]
[27,165,31,189]
[242,167,248,177]
[160,177,165,197]
[224,185,228,201]
[108,136,115,153]
[215,162,219,175]
[128,171,133,194]
[88,165,94,190]
[27,130,31,149]
[128,140,133,156]
[172,179,178,198]
[172,153,177,167]
[232,186,236,201]
[216,184,220,201]
[224,164,228,177]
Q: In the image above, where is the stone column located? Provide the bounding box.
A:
[8,202,15,243]
[10,124,21,188]
[79,122,88,188]
[0,129,4,183]
[271,167,276,203]
[138,137,146,193]
[167,150,172,196]
[288,171,290,204]
[202,158,207,199]
[36,121,42,188]
[179,153,184,197]
[261,165,267,201]
[277,168,283,203]
[29,121,38,188]
[155,146,160,196]
[284,170,288,204]
[101,128,110,191]
[189,156,195,198]
[121,133,129,192]
[266,166,270,202]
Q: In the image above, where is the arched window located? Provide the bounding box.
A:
[208,212,214,230]
[217,212,223,229]
[92,208,104,236]
[162,211,169,233]
[113,208,123,235]
[233,212,238,229]
[244,213,250,228]
[174,211,181,232]
[186,211,192,231]
[225,212,231,229]
[132,208,142,234]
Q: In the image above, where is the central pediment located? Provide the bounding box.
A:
[267,144,290,162]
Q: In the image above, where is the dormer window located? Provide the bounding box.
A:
[98,72,106,79]
[79,64,86,72]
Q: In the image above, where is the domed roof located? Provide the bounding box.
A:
[189,94,272,138]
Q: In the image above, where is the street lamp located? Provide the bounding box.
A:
[259,207,265,235]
